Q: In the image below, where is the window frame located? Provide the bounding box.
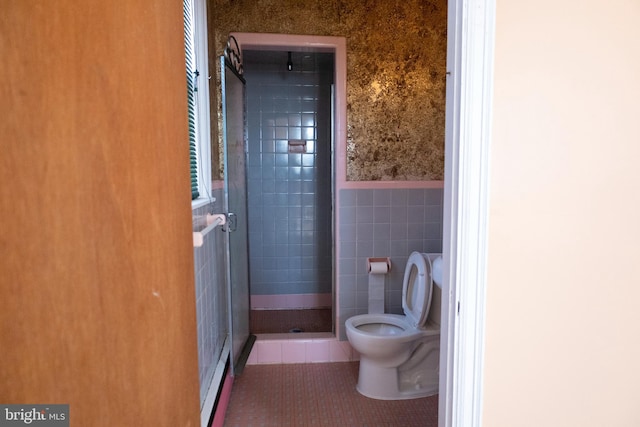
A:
[186,0,213,209]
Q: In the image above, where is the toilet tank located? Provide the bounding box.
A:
[427,255,443,326]
[429,285,442,326]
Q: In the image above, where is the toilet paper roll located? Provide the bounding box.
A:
[369,261,389,274]
[368,262,387,314]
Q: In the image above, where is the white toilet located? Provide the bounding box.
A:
[345,252,442,400]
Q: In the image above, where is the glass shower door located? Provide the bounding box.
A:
[221,56,253,375]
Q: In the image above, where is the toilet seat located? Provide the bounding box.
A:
[402,252,434,328]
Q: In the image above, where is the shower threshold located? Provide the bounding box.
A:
[250,308,332,334]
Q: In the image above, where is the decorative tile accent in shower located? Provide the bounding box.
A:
[192,188,228,405]
[337,188,443,340]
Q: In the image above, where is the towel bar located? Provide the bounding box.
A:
[193,213,226,247]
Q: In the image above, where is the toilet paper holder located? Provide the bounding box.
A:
[367,257,391,273]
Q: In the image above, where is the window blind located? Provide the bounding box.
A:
[183,0,199,200]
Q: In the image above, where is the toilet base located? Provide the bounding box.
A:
[356,355,439,400]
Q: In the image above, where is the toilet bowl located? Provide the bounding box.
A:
[345,252,442,400]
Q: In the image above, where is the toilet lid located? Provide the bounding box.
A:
[402,252,433,328]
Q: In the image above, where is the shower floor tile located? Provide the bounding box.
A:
[223,362,438,426]
[250,308,332,334]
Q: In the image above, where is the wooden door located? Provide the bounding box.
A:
[0,1,201,425]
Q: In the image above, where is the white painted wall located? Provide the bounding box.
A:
[483,1,640,426]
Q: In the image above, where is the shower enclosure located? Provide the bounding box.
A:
[243,50,335,334]
[221,51,254,374]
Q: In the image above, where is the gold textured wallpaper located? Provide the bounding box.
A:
[210,0,447,181]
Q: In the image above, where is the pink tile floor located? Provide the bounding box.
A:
[223,362,438,426]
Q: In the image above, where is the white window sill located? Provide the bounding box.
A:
[191,197,214,211]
